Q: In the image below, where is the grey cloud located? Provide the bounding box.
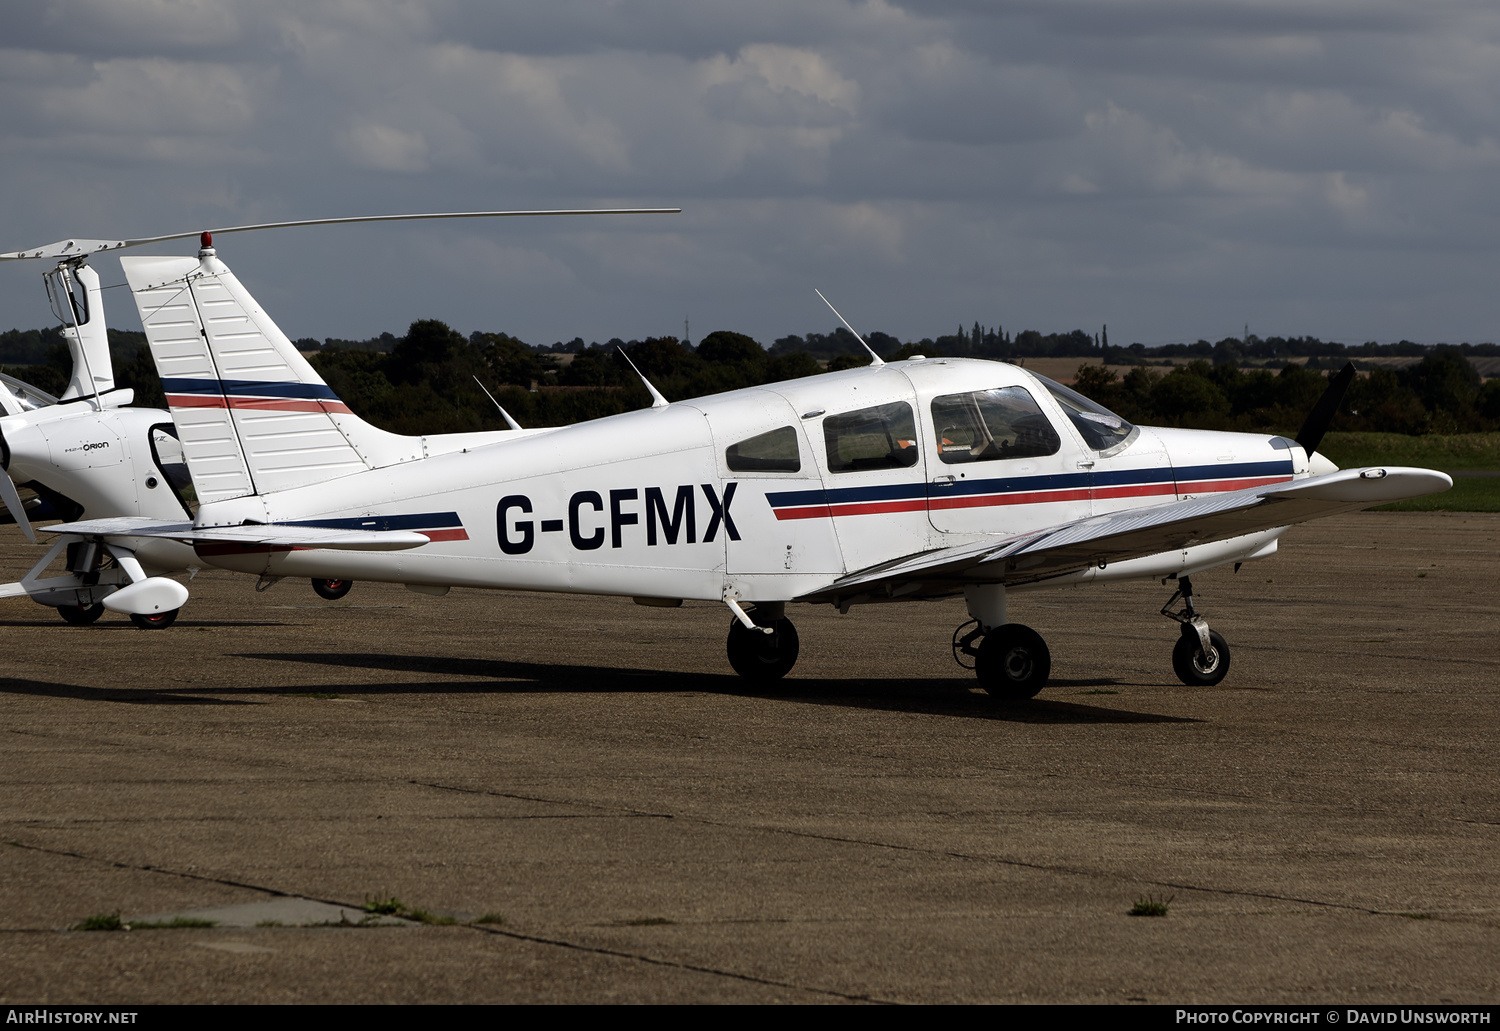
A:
[2,0,1499,350]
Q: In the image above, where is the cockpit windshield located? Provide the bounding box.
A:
[0,372,59,417]
[1033,374,1138,455]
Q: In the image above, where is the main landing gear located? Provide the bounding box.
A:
[724,600,800,681]
[953,584,1051,699]
[1161,575,1230,687]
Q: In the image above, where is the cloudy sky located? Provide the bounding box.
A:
[3,0,1498,349]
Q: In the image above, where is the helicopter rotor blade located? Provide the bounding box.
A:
[0,208,681,262]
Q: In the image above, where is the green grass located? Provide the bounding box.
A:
[1316,433,1500,511]
[1318,432,1500,471]
[363,895,406,916]
[406,908,457,925]
[1129,894,1173,917]
[1374,477,1500,512]
[75,912,125,931]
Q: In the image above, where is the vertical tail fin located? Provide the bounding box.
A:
[121,248,419,504]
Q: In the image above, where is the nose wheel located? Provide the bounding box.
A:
[312,578,353,601]
[1162,576,1231,686]
[726,612,800,681]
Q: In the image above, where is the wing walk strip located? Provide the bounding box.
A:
[767,460,1296,520]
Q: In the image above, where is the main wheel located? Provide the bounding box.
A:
[130,609,179,630]
[312,578,353,601]
[975,623,1051,699]
[57,603,105,626]
[726,617,800,681]
[1172,626,1230,686]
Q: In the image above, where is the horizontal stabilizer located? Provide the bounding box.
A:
[45,516,431,552]
[808,466,1451,598]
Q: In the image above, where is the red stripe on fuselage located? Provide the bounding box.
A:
[769,474,1295,520]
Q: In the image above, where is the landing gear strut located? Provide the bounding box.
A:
[1162,575,1230,686]
[955,584,1050,699]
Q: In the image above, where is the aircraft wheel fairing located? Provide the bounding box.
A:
[57,603,105,626]
[312,578,353,601]
[726,617,800,681]
[129,608,179,630]
[975,623,1050,699]
[1172,627,1230,686]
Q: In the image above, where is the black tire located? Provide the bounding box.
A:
[1172,627,1230,686]
[726,617,800,681]
[312,578,353,601]
[975,623,1051,699]
[57,603,105,626]
[130,608,179,630]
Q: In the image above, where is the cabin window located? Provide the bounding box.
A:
[930,387,1061,464]
[824,402,919,473]
[1033,375,1137,454]
[726,426,801,472]
[149,424,198,516]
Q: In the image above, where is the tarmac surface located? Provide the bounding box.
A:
[1,513,1496,1004]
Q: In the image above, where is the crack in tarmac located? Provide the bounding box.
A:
[1,839,884,1005]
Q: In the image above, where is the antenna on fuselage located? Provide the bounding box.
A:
[814,289,884,367]
[472,376,523,431]
[618,348,670,408]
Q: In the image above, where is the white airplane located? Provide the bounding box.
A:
[0,256,363,624]
[0,210,674,626]
[42,235,1453,696]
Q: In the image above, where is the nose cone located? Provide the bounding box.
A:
[0,416,51,482]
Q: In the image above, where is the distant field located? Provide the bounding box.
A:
[1318,431,1500,470]
[1317,432,1500,511]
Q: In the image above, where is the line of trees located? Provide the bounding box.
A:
[1071,353,1500,436]
[3,322,1498,436]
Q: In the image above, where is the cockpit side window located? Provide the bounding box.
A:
[824,402,919,473]
[930,387,1061,464]
[1033,375,1137,454]
[726,426,801,472]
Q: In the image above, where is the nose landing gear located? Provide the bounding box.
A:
[725,601,800,681]
[1162,575,1230,686]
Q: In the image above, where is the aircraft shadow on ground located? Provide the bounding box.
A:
[236,652,1199,724]
[0,678,260,706]
[0,620,291,629]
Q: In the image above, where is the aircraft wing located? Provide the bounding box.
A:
[801,466,1451,601]
[43,516,432,551]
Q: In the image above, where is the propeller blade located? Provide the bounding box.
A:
[1294,361,1357,457]
[0,470,36,544]
[1,208,681,262]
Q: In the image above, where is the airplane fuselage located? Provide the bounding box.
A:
[189,359,1306,605]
